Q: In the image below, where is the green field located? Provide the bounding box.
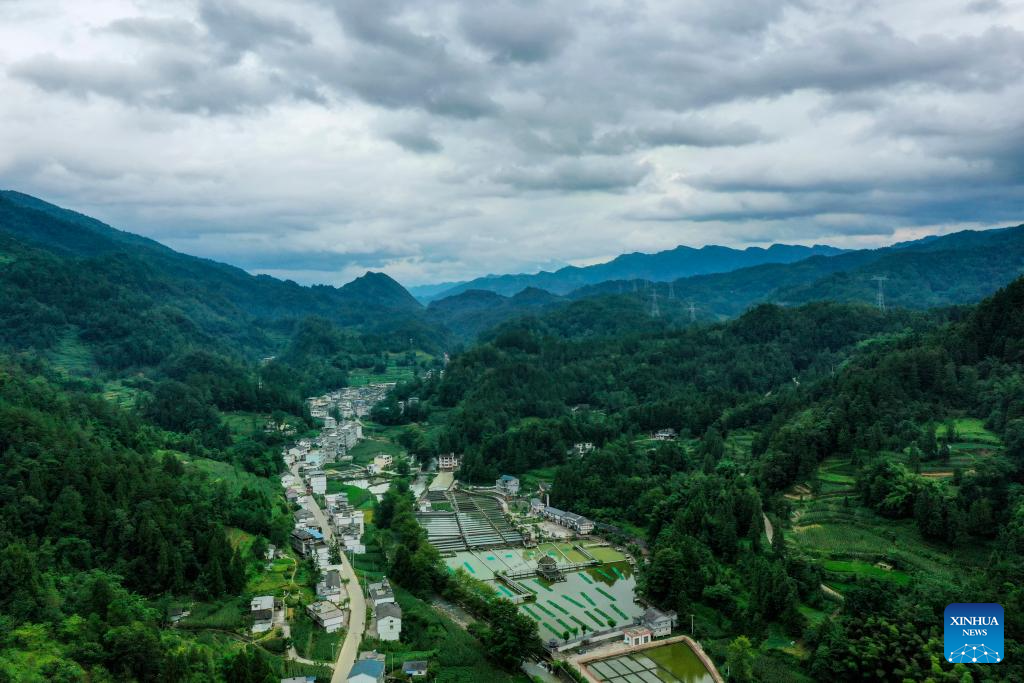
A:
[226,527,257,556]
[787,494,987,587]
[325,483,376,509]
[49,333,96,376]
[519,466,558,492]
[177,596,247,630]
[171,452,281,500]
[223,412,269,442]
[364,586,529,682]
[346,355,425,387]
[101,380,142,409]
[821,560,911,586]
[290,609,342,662]
[347,439,405,465]
[947,417,1001,445]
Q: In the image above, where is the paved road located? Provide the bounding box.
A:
[292,465,367,682]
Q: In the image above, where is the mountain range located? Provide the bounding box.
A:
[2,190,1023,353]
[409,243,846,301]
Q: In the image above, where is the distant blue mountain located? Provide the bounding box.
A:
[410,243,846,301]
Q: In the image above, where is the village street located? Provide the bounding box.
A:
[290,461,368,683]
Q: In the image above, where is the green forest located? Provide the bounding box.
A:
[2,191,1024,681]
[387,281,1024,682]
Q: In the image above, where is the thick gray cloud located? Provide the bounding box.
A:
[385,128,442,154]
[493,159,651,193]
[459,2,573,64]
[199,0,312,62]
[1,0,1022,287]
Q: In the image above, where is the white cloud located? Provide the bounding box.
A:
[0,0,1022,286]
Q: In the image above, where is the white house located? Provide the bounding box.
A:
[496,474,520,496]
[308,471,327,495]
[438,453,460,471]
[250,595,275,633]
[347,658,384,683]
[367,579,395,607]
[624,626,653,646]
[571,442,595,457]
[374,602,402,641]
[317,569,343,604]
[307,601,347,633]
[372,453,393,471]
[642,606,677,637]
[541,506,596,535]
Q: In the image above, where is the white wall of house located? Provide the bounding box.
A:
[376,615,401,641]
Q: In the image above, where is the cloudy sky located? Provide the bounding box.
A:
[1,0,1023,287]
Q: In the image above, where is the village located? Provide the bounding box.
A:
[238,380,721,683]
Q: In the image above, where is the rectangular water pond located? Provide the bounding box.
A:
[587,642,715,683]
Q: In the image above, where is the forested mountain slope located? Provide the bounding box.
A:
[388,281,1024,682]
[0,192,429,337]
[425,287,566,340]
[0,191,450,421]
[573,225,1024,318]
[0,356,293,680]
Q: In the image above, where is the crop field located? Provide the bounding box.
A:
[102,380,142,409]
[889,417,1005,477]
[949,417,1001,445]
[328,483,375,509]
[290,609,342,661]
[172,453,281,500]
[49,333,95,376]
[222,412,269,441]
[225,527,256,555]
[787,496,987,588]
[247,550,315,602]
[178,596,247,630]
[519,465,559,492]
[347,438,405,464]
[347,358,418,387]
[822,560,911,586]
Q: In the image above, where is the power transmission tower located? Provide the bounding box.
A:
[871,275,888,312]
[687,301,697,322]
[668,281,675,300]
[651,287,660,317]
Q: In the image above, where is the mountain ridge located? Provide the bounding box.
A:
[410,242,846,301]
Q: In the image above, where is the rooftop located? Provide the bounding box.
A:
[377,602,402,619]
[348,659,384,679]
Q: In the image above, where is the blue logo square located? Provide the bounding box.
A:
[945,603,1004,664]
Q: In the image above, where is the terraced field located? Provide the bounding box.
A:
[788,496,986,588]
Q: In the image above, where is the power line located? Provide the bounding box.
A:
[871,275,888,312]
